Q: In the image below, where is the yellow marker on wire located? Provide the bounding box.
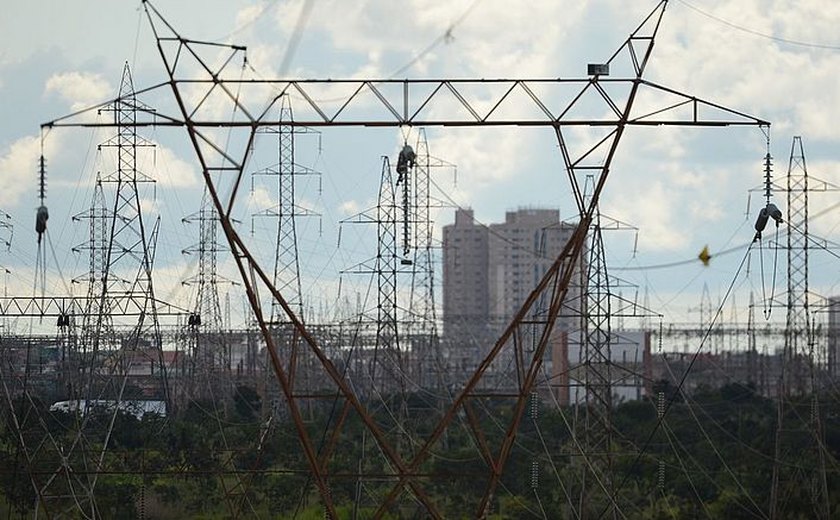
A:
[698,245,712,267]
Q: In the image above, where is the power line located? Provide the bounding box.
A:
[676,0,840,51]
[613,242,749,271]
[605,241,756,517]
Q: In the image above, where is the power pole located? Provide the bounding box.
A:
[375,156,404,391]
[182,186,231,400]
[94,62,167,403]
[580,213,616,517]
[339,156,405,393]
[771,136,831,519]
[24,62,169,518]
[72,177,112,400]
[251,94,320,416]
[252,95,320,324]
[406,129,448,390]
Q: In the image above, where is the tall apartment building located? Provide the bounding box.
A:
[442,208,581,377]
[442,208,490,343]
[487,209,577,326]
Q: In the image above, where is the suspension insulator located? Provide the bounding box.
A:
[35,205,49,242]
[754,207,769,235]
[396,144,416,182]
[765,202,782,224]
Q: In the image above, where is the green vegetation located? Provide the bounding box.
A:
[1,382,838,518]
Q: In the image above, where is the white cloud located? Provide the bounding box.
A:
[608,178,687,252]
[0,134,63,209]
[153,256,197,308]
[338,199,360,215]
[139,196,160,217]
[234,3,267,34]
[250,185,274,211]
[44,71,112,112]
[148,144,199,188]
[653,0,840,141]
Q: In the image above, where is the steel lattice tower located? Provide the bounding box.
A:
[97,62,168,404]
[579,213,616,516]
[375,156,403,388]
[252,95,319,324]
[770,136,830,519]
[182,186,230,396]
[19,62,170,518]
[785,136,810,394]
[251,95,320,415]
[39,1,769,515]
[71,176,112,397]
[407,129,442,388]
[339,156,404,392]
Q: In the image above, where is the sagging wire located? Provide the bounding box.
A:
[605,239,756,519]
[752,126,782,319]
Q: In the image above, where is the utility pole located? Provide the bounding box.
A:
[95,62,167,405]
[406,129,448,390]
[771,136,831,519]
[72,177,111,399]
[251,94,320,417]
[182,186,231,400]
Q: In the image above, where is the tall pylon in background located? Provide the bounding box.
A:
[337,155,405,393]
[579,213,617,517]
[771,136,831,519]
[72,177,113,398]
[252,95,320,324]
[374,156,403,390]
[406,129,442,388]
[96,62,168,404]
[251,94,320,415]
[340,155,412,512]
[17,62,170,519]
[182,186,233,399]
[183,186,260,520]
[784,136,811,395]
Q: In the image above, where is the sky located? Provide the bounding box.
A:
[1,0,840,336]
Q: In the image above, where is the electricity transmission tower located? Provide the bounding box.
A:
[339,156,406,395]
[72,177,112,398]
[250,94,321,416]
[93,62,168,404]
[579,214,617,516]
[41,1,768,516]
[182,186,233,400]
[374,157,403,391]
[2,62,172,519]
[406,129,448,389]
[770,136,832,519]
[251,95,320,324]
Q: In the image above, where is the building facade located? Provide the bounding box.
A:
[442,208,581,378]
